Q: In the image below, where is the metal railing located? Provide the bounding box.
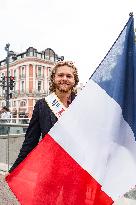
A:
[0,122,29,173]
[0,118,30,124]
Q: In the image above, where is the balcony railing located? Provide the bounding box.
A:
[35,74,44,78]
[19,74,26,78]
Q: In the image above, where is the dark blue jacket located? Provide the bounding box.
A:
[10,94,75,172]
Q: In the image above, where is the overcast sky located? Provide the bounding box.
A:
[0,0,135,83]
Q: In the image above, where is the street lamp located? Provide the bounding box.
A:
[4,43,17,109]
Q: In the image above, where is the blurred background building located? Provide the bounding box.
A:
[0,47,64,118]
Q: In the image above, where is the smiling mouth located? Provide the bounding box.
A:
[59,83,69,85]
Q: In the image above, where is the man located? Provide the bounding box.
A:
[0,106,12,123]
[0,106,12,135]
[9,60,79,172]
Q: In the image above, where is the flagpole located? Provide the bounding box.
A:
[129,12,133,17]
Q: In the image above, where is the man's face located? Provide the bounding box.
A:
[1,108,5,113]
[53,65,75,93]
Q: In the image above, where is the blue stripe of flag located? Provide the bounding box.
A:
[91,15,136,139]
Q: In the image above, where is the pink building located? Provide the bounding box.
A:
[0,47,64,118]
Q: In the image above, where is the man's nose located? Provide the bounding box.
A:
[62,75,67,80]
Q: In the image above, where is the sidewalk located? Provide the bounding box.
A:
[114,198,136,205]
[0,174,19,205]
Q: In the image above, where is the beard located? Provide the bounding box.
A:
[55,83,73,93]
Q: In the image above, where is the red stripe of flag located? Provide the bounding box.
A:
[6,134,113,205]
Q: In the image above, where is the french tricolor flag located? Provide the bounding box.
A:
[6,14,136,205]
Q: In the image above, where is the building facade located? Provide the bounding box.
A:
[0,47,64,118]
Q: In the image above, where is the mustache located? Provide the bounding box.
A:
[58,81,70,85]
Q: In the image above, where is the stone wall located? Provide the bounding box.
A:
[0,134,25,172]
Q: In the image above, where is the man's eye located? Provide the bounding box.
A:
[67,75,72,78]
[58,74,63,77]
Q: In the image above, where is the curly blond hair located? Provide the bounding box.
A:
[49,61,79,93]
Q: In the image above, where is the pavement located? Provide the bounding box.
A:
[114,198,136,205]
[0,174,19,205]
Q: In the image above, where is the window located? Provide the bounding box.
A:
[38,66,42,76]
[13,101,16,107]
[14,83,16,92]
[29,51,33,56]
[20,101,26,107]
[22,66,25,77]
[44,48,55,61]
[45,55,49,60]
[38,81,42,92]
[28,47,34,56]
[14,69,16,78]
[1,73,4,78]
[50,56,54,61]
[21,81,25,92]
